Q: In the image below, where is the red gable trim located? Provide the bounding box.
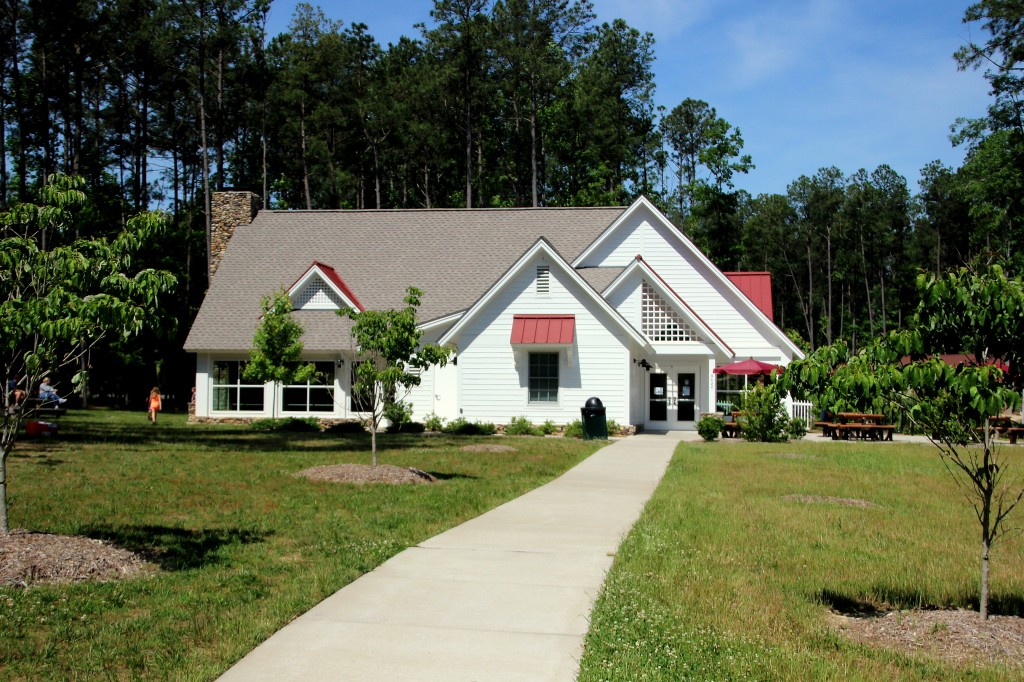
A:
[287,260,365,311]
[724,271,773,322]
[511,315,576,344]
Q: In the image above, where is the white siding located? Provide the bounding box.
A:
[580,205,796,362]
[195,354,211,418]
[453,253,633,425]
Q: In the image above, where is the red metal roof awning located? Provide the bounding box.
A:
[511,315,576,344]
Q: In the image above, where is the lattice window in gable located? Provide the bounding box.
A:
[641,281,702,342]
[294,277,343,310]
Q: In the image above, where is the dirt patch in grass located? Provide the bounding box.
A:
[784,494,879,508]
[0,530,156,587]
[295,463,438,484]
[461,444,516,453]
[829,608,1024,670]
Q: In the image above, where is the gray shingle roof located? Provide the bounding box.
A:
[184,206,626,353]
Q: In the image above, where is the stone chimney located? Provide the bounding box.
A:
[210,191,261,282]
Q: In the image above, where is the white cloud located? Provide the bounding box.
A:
[725,0,847,86]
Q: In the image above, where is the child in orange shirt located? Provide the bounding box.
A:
[148,387,162,423]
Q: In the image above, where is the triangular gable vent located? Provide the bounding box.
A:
[294,277,345,310]
[642,280,703,342]
[286,261,364,312]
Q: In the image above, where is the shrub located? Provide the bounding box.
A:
[389,421,426,434]
[697,414,725,441]
[443,418,497,436]
[249,417,321,432]
[738,384,789,443]
[324,420,366,435]
[384,400,413,431]
[563,419,583,439]
[505,416,542,436]
[540,420,558,435]
[423,412,445,432]
[787,417,808,440]
[606,419,621,436]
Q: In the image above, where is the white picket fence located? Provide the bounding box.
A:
[785,397,815,426]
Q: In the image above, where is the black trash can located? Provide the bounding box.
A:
[580,396,608,440]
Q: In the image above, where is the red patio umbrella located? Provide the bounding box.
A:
[713,358,784,376]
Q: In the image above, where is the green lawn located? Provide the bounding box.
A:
[577,439,1024,681]
[0,409,602,680]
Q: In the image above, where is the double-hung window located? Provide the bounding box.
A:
[528,352,559,403]
[211,360,265,411]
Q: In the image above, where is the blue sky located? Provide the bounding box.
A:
[264,0,990,198]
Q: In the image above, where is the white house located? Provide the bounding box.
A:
[183,193,804,431]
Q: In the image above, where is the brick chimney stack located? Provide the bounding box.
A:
[209,191,261,282]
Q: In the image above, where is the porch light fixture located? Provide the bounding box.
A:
[639,359,652,371]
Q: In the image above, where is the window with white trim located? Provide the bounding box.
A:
[529,352,559,403]
[211,361,265,411]
[641,281,703,342]
[282,361,335,412]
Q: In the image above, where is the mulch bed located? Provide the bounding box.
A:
[0,530,156,587]
[294,463,438,485]
[830,608,1024,670]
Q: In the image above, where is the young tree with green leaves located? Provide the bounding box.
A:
[780,264,1024,619]
[339,287,453,465]
[242,289,316,419]
[0,174,177,533]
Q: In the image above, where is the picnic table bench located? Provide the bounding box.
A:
[1006,427,1024,445]
[828,413,894,441]
[16,397,67,419]
[721,422,742,438]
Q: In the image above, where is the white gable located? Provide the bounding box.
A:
[579,199,802,361]
[293,277,345,310]
[286,264,362,312]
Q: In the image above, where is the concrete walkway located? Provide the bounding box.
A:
[217,432,691,682]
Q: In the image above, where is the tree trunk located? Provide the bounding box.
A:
[300,100,311,210]
[529,75,539,207]
[981,535,991,619]
[826,225,833,345]
[200,96,212,283]
[0,451,9,533]
[859,231,875,337]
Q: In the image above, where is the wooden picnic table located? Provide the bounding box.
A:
[827,413,894,441]
[836,412,886,424]
[721,411,744,438]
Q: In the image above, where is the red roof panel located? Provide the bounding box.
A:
[724,272,774,322]
[511,315,575,344]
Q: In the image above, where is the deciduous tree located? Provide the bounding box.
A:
[0,174,176,532]
[339,287,452,465]
[781,264,1024,619]
[242,289,316,419]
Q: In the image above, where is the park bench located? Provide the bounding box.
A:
[16,397,67,420]
[1008,427,1024,445]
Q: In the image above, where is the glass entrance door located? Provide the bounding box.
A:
[649,373,667,421]
[677,373,696,421]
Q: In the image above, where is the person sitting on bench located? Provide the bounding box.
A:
[6,374,26,411]
[38,377,67,404]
